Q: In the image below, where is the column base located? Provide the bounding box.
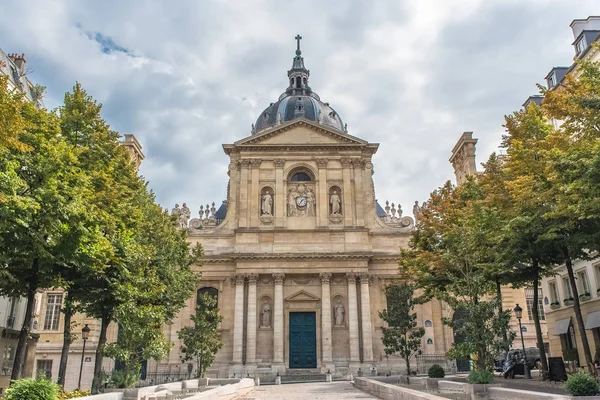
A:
[228,364,245,378]
[320,363,336,374]
[271,363,286,375]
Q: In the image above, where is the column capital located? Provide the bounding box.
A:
[345,272,358,284]
[358,273,371,285]
[273,273,285,285]
[232,274,246,286]
[340,158,353,168]
[239,159,252,168]
[316,158,328,168]
[274,158,286,168]
[319,272,332,283]
[250,159,263,168]
[247,273,259,285]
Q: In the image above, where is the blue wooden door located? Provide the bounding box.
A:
[289,312,317,368]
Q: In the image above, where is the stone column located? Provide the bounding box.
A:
[316,158,328,227]
[250,159,262,227]
[320,273,333,369]
[232,274,246,365]
[341,158,354,226]
[246,274,258,365]
[238,160,251,228]
[346,273,360,364]
[273,273,285,368]
[359,274,374,363]
[274,159,286,227]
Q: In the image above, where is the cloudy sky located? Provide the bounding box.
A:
[1,0,597,218]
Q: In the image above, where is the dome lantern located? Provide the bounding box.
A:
[252,36,345,135]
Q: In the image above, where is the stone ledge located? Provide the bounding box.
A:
[353,376,445,400]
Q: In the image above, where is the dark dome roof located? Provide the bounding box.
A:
[251,35,345,135]
[254,93,344,134]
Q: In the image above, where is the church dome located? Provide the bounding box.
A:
[252,35,345,135]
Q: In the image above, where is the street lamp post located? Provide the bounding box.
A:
[513,304,531,379]
[78,324,91,390]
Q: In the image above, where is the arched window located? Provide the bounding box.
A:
[197,287,218,309]
[427,338,433,345]
[296,76,302,88]
[425,320,432,328]
[291,172,311,182]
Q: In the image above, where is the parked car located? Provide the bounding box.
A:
[493,347,541,372]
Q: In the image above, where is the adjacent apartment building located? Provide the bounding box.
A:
[538,16,600,366]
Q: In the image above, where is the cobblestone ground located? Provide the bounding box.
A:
[234,381,377,399]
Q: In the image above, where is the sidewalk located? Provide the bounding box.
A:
[234,381,376,399]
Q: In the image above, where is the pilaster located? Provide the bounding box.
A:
[238,160,251,228]
[246,274,258,365]
[359,273,373,363]
[272,273,285,370]
[316,158,328,227]
[274,159,285,227]
[354,160,365,227]
[320,273,333,370]
[250,159,262,227]
[232,274,246,365]
[346,273,360,365]
[341,158,354,227]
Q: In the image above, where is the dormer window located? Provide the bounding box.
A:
[575,36,587,55]
[547,72,556,88]
[296,76,302,88]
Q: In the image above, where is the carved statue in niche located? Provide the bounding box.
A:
[260,301,272,328]
[330,190,341,215]
[287,183,315,217]
[334,300,345,327]
[261,190,273,215]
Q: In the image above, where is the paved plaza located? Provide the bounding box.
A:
[234,381,376,399]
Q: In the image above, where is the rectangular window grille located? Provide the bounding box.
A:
[43,294,63,331]
[563,277,573,299]
[525,287,545,321]
[576,270,590,295]
[36,359,53,379]
[549,281,558,303]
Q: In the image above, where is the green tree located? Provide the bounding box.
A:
[378,284,425,375]
[0,75,31,154]
[0,80,103,380]
[178,293,224,378]
[400,179,514,370]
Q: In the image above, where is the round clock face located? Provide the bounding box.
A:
[296,196,307,208]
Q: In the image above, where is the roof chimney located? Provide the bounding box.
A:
[8,53,26,75]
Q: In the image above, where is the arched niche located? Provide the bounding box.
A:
[260,186,274,217]
[424,320,432,328]
[286,165,317,217]
[258,295,273,329]
[331,294,347,328]
[328,186,342,217]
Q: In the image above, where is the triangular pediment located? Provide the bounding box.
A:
[285,290,320,302]
[234,119,367,147]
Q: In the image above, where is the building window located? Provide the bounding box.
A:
[576,37,587,55]
[197,287,218,308]
[43,293,63,331]
[291,172,311,182]
[576,270,591,296]
[1,345,15,376]
[36,359,53,379]
[549,281,559,304]
[525,287,545,321]
[562,277,573,299]
[548,72,556,88]
[594,263,600,294]
[424,320,432,328]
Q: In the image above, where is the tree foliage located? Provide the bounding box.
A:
[378,283,425,375]
[178,293,224,378]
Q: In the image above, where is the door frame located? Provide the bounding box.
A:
[288,311,318,369]
[284,307,321,369]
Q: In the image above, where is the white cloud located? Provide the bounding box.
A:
[0,0,597,217]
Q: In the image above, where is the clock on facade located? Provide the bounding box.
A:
[296,196,307,208]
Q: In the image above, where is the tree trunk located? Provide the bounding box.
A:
[58,297,74,387]
[495,277,509,352]
[11,260,38,382]
[564,251,593,372]
[531,261,549,379]
[405,356,411,375]
[91,311,110,394]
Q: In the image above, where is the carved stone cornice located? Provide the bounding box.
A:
[274,158,286,168]
[316,158,328,168]
[319,272,332,284]
[346,272,358,284]
[273,273,285,285]
[250,159,263,168]
[247,273,259,285]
